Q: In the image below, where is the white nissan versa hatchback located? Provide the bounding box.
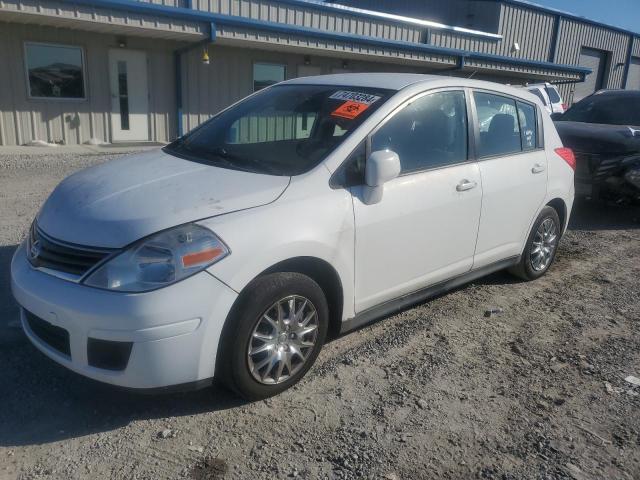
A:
[11,74,575,400]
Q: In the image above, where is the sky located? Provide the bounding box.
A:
[529,0,640,33]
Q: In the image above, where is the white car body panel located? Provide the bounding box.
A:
[473,148,548,267]
[11,73,575,389]
[351,162,482,312]
[36,149,290,248]
[11,242,238,388]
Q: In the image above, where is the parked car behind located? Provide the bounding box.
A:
[525,83,567,114]
[554,89,640,202]
[11,74,575,400]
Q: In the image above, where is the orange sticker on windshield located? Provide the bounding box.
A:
[331,101,370,120]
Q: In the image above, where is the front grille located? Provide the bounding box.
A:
[25,310,71,357]
[28,225,113,276]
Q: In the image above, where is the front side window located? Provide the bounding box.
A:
[25,43,85,99]
[165,85,392,176]
[371,91,468,174]
[475,92,521,157]
[253,63,286,92]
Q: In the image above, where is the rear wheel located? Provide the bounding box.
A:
[509,206,561,281]
[217,272,328,400]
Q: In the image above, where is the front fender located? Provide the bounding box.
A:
[201,182,355,321]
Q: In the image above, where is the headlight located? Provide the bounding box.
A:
[83,223,229,292]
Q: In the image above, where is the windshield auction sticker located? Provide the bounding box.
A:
[330,91,381,105]
[332,101,370,119]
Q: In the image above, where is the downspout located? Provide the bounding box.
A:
[174,21,216,138]
[622,36,634,89]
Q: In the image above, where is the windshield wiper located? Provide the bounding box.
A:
[207,147,279,175]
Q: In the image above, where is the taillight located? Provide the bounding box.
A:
[555,147,576,170]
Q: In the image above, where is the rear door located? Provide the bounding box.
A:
[352,89,482,312]
[471,91,547,268]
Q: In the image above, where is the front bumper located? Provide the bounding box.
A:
[11,242,238,389]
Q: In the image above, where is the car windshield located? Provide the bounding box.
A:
[164,84,393,176]
[558,93,640,126]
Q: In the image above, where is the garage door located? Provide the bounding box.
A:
[627,57,640,90]
[574,48,608,102]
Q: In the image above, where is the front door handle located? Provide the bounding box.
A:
[531,163,546,174]
[456,179,478,192]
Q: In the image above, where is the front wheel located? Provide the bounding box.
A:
[217,272,328,400]
[509,206,561,281]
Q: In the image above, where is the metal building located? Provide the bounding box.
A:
[0,0,636,146]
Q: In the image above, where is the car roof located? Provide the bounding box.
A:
[283,73,540,102]
[282,73,442,90]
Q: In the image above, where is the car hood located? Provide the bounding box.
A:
[36,149,290,248]
[554,121,640,155]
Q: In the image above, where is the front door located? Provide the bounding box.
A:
[352,89,482,312]
[109,49,149,142]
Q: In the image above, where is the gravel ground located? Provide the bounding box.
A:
[1,152,639,480]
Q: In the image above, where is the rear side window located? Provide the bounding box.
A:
[529,88,547,105]
[517,101,537,150]
[546,86,561,103]
[371,90,468,174]
[474,92,521,157]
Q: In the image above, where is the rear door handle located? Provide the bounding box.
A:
[456,179,477,192]
[531,164,546,174]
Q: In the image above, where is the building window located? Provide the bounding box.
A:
[25,43,85,99]
[253,63,285,92]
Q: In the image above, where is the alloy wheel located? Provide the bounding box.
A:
[247,295,319,385]
[530,218,558,271]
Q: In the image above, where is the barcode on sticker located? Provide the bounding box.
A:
[329,91,381,105]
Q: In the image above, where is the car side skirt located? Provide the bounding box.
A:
[340,255,520,334]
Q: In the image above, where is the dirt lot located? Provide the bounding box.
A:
[1,152,639,480]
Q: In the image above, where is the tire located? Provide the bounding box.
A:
[217,272,329,400]
[509,206,561,281]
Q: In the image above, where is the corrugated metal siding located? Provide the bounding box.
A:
[431,4,554,62]
[178,44,426,133]
[138,0,186,7]
[632,37,640,57]
[555,17,629,103]
[192,0,423,42]
[0,0,206,38]
[335,0,501,33]
[213,23,453,66]
[0,22,176,145]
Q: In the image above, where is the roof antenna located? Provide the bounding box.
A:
[466,70,477,79]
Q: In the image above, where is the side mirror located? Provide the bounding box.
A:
[363,150,401,205]
[550,112,563,121]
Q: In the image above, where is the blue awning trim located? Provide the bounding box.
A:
[61,0,590,78]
